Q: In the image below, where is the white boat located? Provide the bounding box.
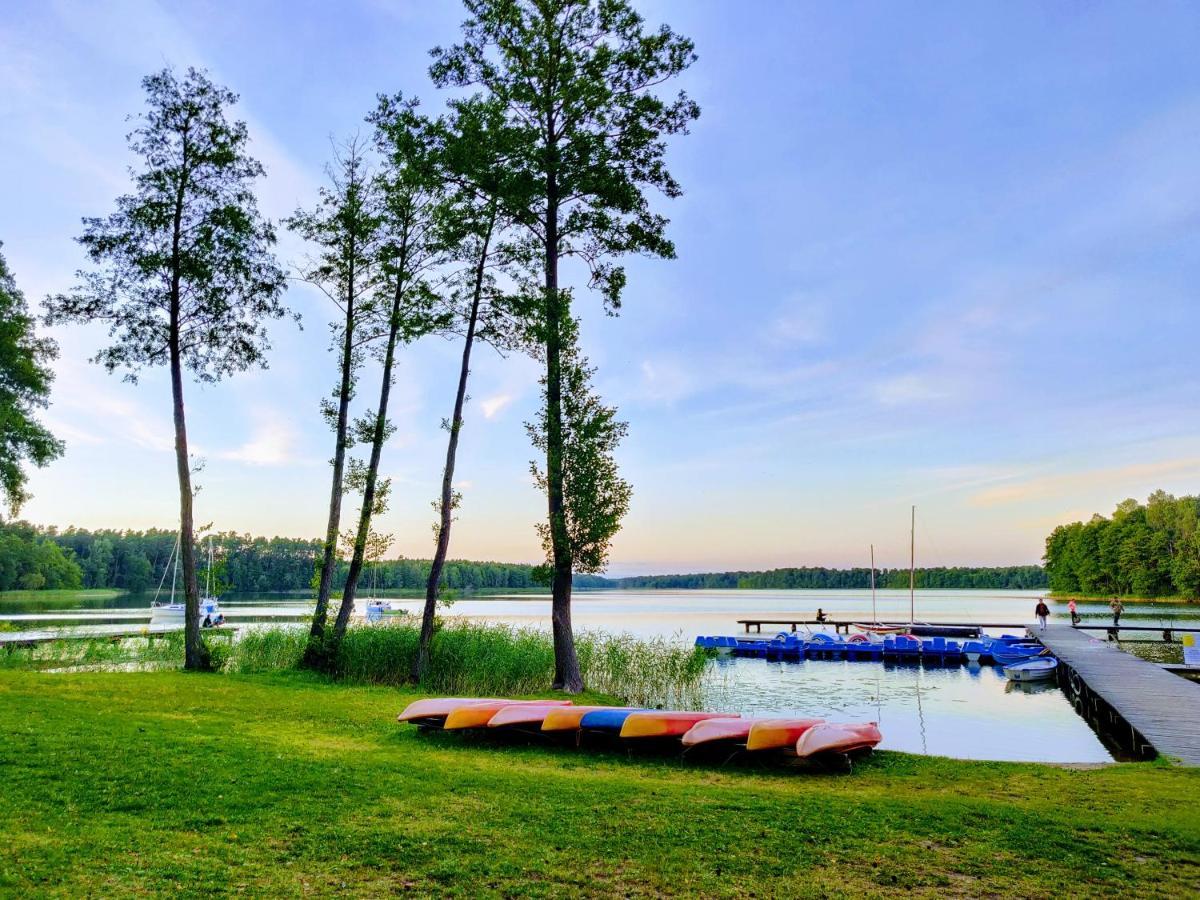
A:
[1004,657,1057,682]
[149,536,223,627]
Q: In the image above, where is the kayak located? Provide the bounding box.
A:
[443,699,572,730]
[794,722,882,758]
[579,707,650,733]
[745,718,824,751]
[397,697,504,725]
[486,702,580,728]
[620,711,734,739]
[680,717,751,747]
[1004,657,1058,682]
[541,706,628,732]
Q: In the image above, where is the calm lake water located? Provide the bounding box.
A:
[7,588,1198,763]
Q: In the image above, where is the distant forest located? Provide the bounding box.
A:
[611,566,1046,590]
[0,520,1046,594]
[1044,491,1200,599]
[0,522,608,595]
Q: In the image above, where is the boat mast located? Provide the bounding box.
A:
[870,543,877,625]
[206,536,213,598]
[909,505,915,625]
[171,535,179,604]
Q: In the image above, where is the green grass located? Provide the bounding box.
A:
[0,670,1197,897]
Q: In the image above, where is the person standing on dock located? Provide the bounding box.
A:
[1035,599,1050,631]
[1068,599,1079,626]
[1110,597,1124,626]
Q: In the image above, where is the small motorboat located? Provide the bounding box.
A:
[745,718,824,751]
[486,703,577,729]
[853,623,907,635]
[541,706,621,732]
[1004,658,1058,682]
[443,699,572,730]
[620,711,733,739]
[680,717,750,747]
[794,722,882,758]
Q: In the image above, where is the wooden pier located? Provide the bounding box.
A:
[1032,625,1200,765]
[0,624,236,653]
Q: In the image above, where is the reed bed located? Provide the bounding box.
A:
[0,631,186,671]
[219,621,710,707]
[4,621,712,707]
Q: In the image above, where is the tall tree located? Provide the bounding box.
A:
[285,136,382,665]
[327,95,449,648]
[45,67,288,669]
[528,313,631,588]
[0,242,62,515]
[412,99,524,682]
[431,0,699,691]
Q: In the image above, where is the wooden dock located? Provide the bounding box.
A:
[1033,625,1200,765]
[0,624,236,652]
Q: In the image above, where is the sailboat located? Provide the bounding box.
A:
[150,536,223,626]
[853,540,907,635]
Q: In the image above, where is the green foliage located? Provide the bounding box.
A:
[528,315,632,578]
[614,566,1048,591]
[44,67,289,384]
[0,242,62,514]
[1044,490,1200,598]
[0,521,82,591]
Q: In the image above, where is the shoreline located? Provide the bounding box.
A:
[1047,591,1199,606]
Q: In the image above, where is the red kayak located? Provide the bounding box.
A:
[794,722,882,758]
[443,699,572,730]
[397,697,505,725]
[487,703,578,729]
[620,711,735,739]
[680,717,750,747]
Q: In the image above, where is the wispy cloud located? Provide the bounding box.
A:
[970,457,1200,507]
[480,393,514,419]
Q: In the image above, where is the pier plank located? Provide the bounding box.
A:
[1033,625,1200,766]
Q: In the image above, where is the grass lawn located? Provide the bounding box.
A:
[1,671,1197,897]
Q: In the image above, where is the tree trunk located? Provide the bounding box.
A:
[305,274,356,666]
[413,215,494,683]
[331,272,405,646]
[170,320,204,671]
[544,176,583,693]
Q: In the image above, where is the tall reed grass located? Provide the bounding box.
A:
[221,621,710,707]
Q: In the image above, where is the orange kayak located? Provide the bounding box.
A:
[541,705,625,732]
[487,703,578,728]
[745,718,824,751]
[680,717,750,747]
[397,697,504,724]
[620,711,735,739]
[444,699,572,730]
[794,722,882,758]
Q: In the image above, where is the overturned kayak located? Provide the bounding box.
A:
[680,717,751,747]
[443,699,572,730]
[745,718,824,751]
[541,706,623,732]
[794,722,882,758]
[620,711,734,739]
[487,702,578,729]
[579,707,651,733]
[397,697,505,725]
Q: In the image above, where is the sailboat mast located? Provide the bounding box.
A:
[909,505,915,625]
[870,543,877,625]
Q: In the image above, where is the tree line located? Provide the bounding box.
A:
[0,521,609,595]
[0,0,697,687]
[611,566,1047,591]
[1044,491,1200,599]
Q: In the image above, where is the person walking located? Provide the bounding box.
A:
[1068,598,1079,626]
[1110,597,1124,626]
[1035,598,1050,631]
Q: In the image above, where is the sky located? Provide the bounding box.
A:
[2,1,1199,576]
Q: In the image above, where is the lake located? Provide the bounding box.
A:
[7,588,1197,763]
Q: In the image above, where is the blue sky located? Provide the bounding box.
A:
[3,1,1199,575]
